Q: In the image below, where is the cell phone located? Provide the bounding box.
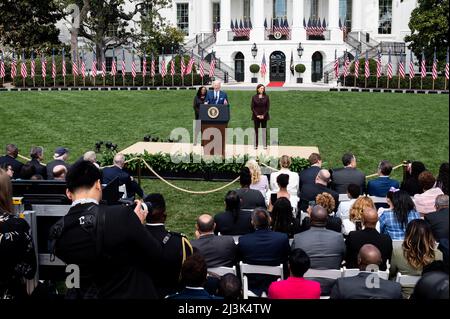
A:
[308,201,316,207]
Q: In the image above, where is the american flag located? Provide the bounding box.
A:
[51,49,56,79]
[387,48,393,79]
[180,54,186,76]
[111,51,117,76]
[334,49,339,78]
[199,52,205,78]
[131,52,137,79]
[376,50,382,78]
[11,52,17,79]
[365,51,370,79]
[151,53,156,78]
[209,52,216,77]
[101,58,106,78]
[170,55,175,76]
[0,51,5,79]
[421,51,426,78]
[142,51,147,78]
[161,55,167,77]
[186,51,195,75]
[121,49,126,78]
[80,54,86,78]
[20,50,27,79]
[354,50,360,78]
[445,47,449,80]
[72,50,78,76]
[399,51,406,79]
[343,51,350,77]
[432,47,438,80]
[61,49,66,78]
[261,53,267,78]
[92,50,97,78]
[409,50,415,79]
[41,54,47,79]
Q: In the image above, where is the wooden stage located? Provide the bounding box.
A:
[121,142,319,159]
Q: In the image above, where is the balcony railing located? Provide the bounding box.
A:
[264,28,291,41]
[307,30,331,41]
[228,31,250,41]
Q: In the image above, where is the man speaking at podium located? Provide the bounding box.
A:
[205,80,229,105]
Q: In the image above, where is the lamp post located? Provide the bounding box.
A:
[297,42,304,58]
[251,43,258,59]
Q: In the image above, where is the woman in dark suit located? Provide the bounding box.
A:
[193,86,207,145]
[251,84,270,149]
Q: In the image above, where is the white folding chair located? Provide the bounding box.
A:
[118,184,127,199]
[239,262,284,299]
[395,272,421,287]
[233,236,240,244]
[208,266,237,277]
[304,268,343,280]
[370,196,388,204]
[392,240,404,248]
[339,194,350,202]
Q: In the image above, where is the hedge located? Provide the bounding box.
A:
[339,75,448,90]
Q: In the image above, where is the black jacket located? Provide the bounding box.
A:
[27,159,47,179]
[0,155,23,179]
[214,210,254,236]
[53,203,162,299]
[298,183,340,212]
[299,166,321,191]
[331,167,366,195]
[345,228,393,271]
[424,208,449,241]
[46,159,70,180]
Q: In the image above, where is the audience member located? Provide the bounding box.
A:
[299,153,322,191]
[19,163,36,180]
[0,168,37,299]
[102,153,145,199]
[345,208,392,271]
[424,194,449,242]
[379,190,420,240]
[50,160,162,299]
[144,193,193,299]
[367,160,400,197]
[238,208,290,296]
[411,270,449,300]
[0,144,23,179]
[214,190,254,236]
[30,174,44,180]
[298,169,339,213]
[167,254,222,299]
[413,170,444,215]
[271,197,301,238]
[27,146,47,179]
[330,245,402,299]
[342,196,377,236]
[83,151,100,168]
[191,214,237,268]
[401,161,426,196]
[436,162,449,195]
[52,165,67,181]
[389,219,443,298]
[336,184,360,220]
[246,159,269,199]
[269,174,297,211]
[270,155,299,199]
[268,249,321,299]
[217,274,242,300]
[331,153,366,194]
[46,147,70,180]
[0,163,14,179]
[235,167,266,209]
[300,193,342,233]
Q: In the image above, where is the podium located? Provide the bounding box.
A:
[199,104,230,157]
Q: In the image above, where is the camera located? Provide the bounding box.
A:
[128,201,153,214]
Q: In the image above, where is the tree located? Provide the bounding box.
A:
[405,0,449,66]
[0,0,62,50]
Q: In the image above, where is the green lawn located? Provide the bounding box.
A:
[0,90,448,238]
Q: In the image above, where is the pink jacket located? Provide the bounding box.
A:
[414,187,444,215]
[268,277,321,299]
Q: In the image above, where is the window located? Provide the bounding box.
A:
[378,0,392,34]
[177,3,189,35]
[339,0,352,30]
[213,2,221,29]
[310,0,319,19]
[243,0,250,19]
[273,0,287,19]
[105,57,117,72]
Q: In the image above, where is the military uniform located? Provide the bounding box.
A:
[145,223,193,299]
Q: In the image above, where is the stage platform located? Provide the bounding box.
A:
[121,142,319,159]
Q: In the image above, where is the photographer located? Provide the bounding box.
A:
[50,160,162,299]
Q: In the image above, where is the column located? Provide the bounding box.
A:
[328,0,341,42]
[352,0,363,32]
[218,0,231,42]
[252,0,265,42]
[200,0,213,34]
[292,0,306,41]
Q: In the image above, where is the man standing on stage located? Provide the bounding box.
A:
[205,80,229,105]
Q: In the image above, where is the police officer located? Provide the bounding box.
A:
[144,193,193,299]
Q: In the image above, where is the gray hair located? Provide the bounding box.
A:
[83,151,97,163]
[435,194,449,208]
[113,153,126,166]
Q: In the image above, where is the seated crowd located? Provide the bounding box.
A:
[0,143,448,300]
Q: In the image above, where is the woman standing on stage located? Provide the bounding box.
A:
[193,86,207,145]
[251,84,270,149]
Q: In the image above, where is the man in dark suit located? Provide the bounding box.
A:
[298,169,339,212]
[0,144,23,179]
[205,80,229,105]
[167,254,222,300]
[51,160,163,299]
[46,147,70,180]
[238,208,290,296]
[102,153,144,198]
[331,153,366,194]
[330,244,402,299]
[191,214,236,268]
[367,160,400,197]
[144,193,193,299]
[299,153,322,191]
[424,194,449,241]
[26,146,47,179]
[345,208,393,270]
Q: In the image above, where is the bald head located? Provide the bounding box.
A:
[196,214,215,234]
[363,208,378,229]
[316,169,331,186]
[310,205,328,227]
[113,153,125,167]
[358,244,382,271]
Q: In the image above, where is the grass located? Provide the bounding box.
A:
[0,90,448,238]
